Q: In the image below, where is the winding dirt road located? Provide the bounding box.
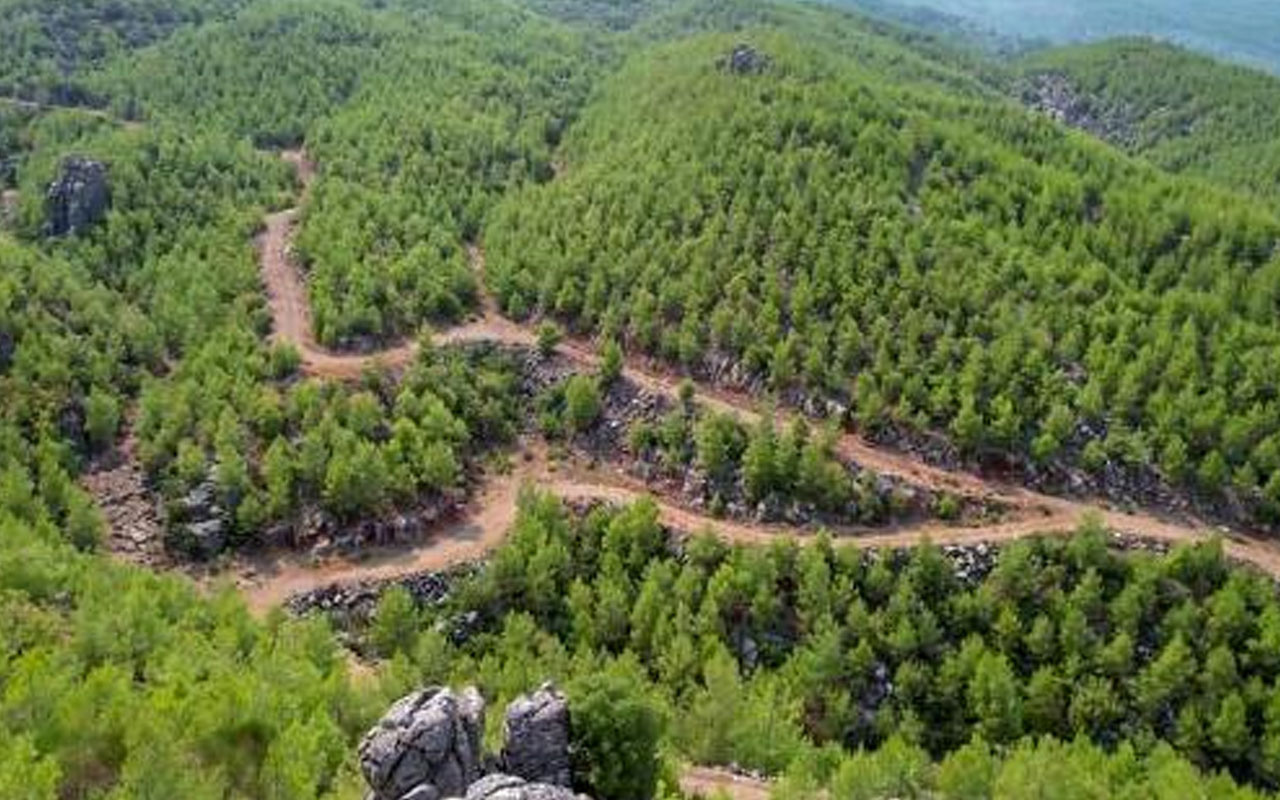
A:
[237,148,1280,598]
[238,443,544,613]
[258,154,534,378]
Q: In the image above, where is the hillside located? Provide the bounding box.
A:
[1018,38,1280,206]
[5,0,1280,798]
[486,31,1280,526]
[0,0,249,103]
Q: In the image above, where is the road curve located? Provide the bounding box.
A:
[235,150,1280,608]
[234,448,1278,615]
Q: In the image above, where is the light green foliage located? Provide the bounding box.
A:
[569,661,664,800]
[0,516,381,799]
[537,320,565,357]
[371,585,420,659]
[600,338,624,385]
[83,388,121,450]
[563,375,603,433]
[4,1,1280,797]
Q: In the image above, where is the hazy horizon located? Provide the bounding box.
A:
[896,0,1280,72]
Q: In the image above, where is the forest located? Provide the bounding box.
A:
[4,0,1280,797]
[1018,38,1280,206]
[347,495,1280,797]
[486,31,1280,524]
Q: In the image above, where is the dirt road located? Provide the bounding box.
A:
[257,151,418,378]
[679,767,773,800]
[237,446,543,613]
[81,146,1280,613]
[231,443,1280,618]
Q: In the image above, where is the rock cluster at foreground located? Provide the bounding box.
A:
[464,774,578,800]
[360,686,486,800]
[360,684,588,800]
[501,683,572,787]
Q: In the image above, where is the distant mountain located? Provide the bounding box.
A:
[850,0,1280,73]
[1017,38,1280,205]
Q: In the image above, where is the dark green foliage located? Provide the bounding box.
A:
[537,320,565,357]
[630,405,890,522]
[139,345,522,531]
[0,0,248,102]
[563,374,603,433]
[568,662,664,800]
[90,0,390,145]
[293,3,596,346]
[487,31,1280,519]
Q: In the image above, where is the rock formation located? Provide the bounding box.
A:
[1019,73,1135,148]
[719,44,770,75]
[464,774,579,800]
[360,686,486,800]
[501,683,572,787]
[167,478,228,559]
[361,685,588,800]
[44,156,109,237]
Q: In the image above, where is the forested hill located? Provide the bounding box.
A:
[0,0,249,103]
[1018,38,1280,206]
[487,30,1280,526]
[7,0,1280,798]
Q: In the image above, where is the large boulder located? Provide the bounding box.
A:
[718,44,770,75]
[464,774,580,800]
[501,683,572,788]
[44,156,109,237]
[167,479,229,560]
[360,686,486,800]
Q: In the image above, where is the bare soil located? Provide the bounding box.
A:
[80,426,167,567]
[0,189,17,222]
[680,767,773,800]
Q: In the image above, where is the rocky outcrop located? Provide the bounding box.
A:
[501,684,572,788]
[272,496,461,556]
[1019,73,1136,148]
[44,156,109,237]
[719,44,770,75]
[464,774,579,800]
[361,685,589,800]
[286,564,483,650]
[80,440,166,568]
[167,479,229,560]
[360,686,486,800]
[287,564,473,618]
